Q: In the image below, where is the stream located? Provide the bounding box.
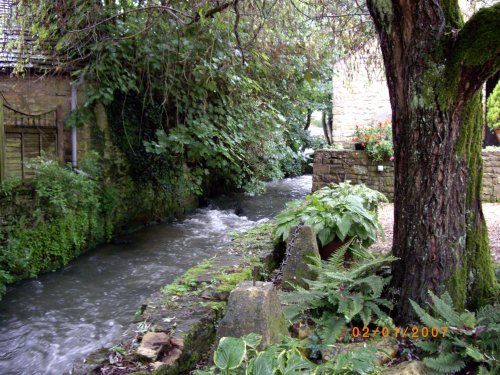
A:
[0,175,312,375]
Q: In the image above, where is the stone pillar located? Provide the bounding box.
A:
[216,281,287,349]
[281,225,320,291]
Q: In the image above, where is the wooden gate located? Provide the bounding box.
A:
[0,98,64,181]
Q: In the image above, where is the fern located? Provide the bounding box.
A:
[280,249,397,341]
[424,353,465,373]
[411,291,499,374]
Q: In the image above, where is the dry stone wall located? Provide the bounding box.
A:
[313,150,500,202]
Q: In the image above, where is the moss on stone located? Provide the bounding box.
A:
[214,268,253,293]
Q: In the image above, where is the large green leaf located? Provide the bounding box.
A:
[242,333,262,350]
[337,215,352,240]
[281,352,316,375]
[252,349,276,375]
[214,337,246,371]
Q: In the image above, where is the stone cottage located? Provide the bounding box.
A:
[0,0,90,181]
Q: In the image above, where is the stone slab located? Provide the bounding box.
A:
[281,225,320,291]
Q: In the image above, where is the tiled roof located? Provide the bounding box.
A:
[0,0,55,72]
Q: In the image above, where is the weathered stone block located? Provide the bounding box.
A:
[216,281,287,349]
[136,332,171,361]
[282,225,320,291]
[313,164,331,175]
[351,165,369,175]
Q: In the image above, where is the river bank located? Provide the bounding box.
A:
[0,175,312,375]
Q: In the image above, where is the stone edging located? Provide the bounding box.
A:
[71,223,280,375]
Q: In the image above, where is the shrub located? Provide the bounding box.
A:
[0,157,107,299]
[197,333,382,375]
[273,182,386,248]
[487,81,500,130]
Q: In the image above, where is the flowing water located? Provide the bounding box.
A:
[0,175,312,375]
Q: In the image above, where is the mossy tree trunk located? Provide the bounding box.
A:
[366,0,499,321]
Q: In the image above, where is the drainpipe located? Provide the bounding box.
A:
[70,75,85,168]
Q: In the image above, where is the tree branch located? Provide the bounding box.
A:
[233,0,245,65]
[452,3,500,102]
[189,1,236,24]
[67,5,192,32]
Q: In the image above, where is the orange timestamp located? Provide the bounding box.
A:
[351,325,449,339]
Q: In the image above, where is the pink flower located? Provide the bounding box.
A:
[390,156,395,161]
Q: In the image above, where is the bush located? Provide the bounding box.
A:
[487,82,500,130]
[273,182,387,248]
[197,333,382,375]
[0,157,106,298]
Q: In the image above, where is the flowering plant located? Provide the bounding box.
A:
[352,120,394,162]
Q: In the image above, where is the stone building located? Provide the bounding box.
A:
[331,51,391,147]
[0,0,90,181]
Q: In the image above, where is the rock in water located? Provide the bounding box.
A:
[281,225,320,291]
[216,281,287,349]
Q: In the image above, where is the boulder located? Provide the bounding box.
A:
[281,225,320,291]
[382,361,427,375]
[216,281,287,349]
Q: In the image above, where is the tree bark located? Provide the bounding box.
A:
[322,111,333,145]
[366,0,499,321]
[304,108,312,131]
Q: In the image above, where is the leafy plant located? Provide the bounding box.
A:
[353,120,394,162]
[214,337,247,373]
[487,81,500,130]
[410,291,499,374]
[281,244,397,344]
[0,155,117,299]
[314,182,388,212]
[273,182,386,248]
[197,333,382,375]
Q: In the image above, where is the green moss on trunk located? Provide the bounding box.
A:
[455,93,499,309]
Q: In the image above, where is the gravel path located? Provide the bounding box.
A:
[372,203,500,263]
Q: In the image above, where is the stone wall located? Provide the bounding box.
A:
[483,150,500,202]
[313,150,394,198]
[0,74,92,166]
[313,150,500,202]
